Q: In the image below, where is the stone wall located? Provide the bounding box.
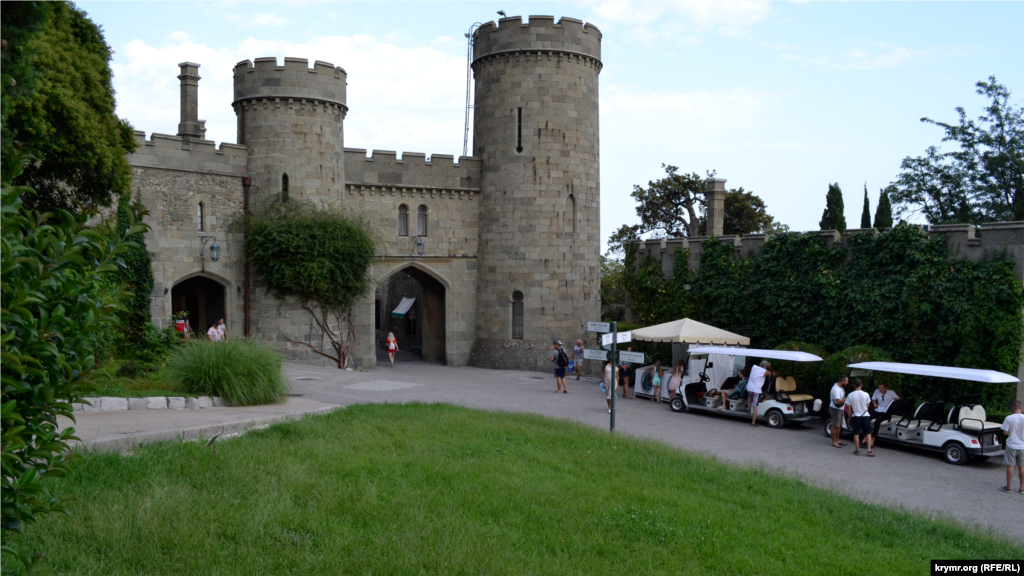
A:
[468,15,603,371]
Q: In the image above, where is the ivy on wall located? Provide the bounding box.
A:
[114,194,154,357]
[625,224,1024,415]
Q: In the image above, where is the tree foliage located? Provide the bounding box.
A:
[818,183,846,232]
[244,201,376,368]
[2,1,136,211]
[1,150,145,571]
[860,184,871,229]
[113,193,155,358]
[874,186,894,229]
[624,226,1023,414]
[889,77,1024,225]
[600,255,627,322]
[0,2,52,128]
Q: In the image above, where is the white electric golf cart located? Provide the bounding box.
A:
[668,346,823,429]
[825,361,1014,465]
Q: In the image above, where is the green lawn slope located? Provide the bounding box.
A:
[6,403,1020,575]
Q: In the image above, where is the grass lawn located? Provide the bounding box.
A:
[6,404,1020,575]
[91,360,196,398]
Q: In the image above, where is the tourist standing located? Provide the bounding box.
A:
[550,341,569,394]
[604,361,619,413]
[206,322,221,342]
[1001,400,1024,494]
[619,346,634,399]
[573,340,585,380]
[651,360,664,403]
[385,332,399,367]
[668,361,686,401]
[829,375,849,448]
[847,379,874,456]
[217,318,227,341]
[746,361,769,427]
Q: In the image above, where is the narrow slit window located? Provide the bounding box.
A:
[516,107,523,153]
[281,173,289,202]
[398,204,408,236]
[417,205,428,237]
[511,291,524,339]
[197,202,204,231]
[568,194,577,234]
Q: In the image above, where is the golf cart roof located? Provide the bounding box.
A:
[847,362,1019,383]
[687,347,823,362]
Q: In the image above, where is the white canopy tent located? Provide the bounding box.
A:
[631,318,750,345]
[848,362,1019,383]
[391,297,416,318]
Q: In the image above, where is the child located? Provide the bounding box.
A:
[651,360,663,403]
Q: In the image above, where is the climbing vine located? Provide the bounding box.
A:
[625,224,1024,414]
[113,193,154,357]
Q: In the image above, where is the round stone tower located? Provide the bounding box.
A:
[469,16,603,370]
[233,57,348,207]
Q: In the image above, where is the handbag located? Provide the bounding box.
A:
[567,360,574,372]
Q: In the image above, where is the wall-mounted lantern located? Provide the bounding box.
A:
[199,235,220,262]
[415,238,425,256]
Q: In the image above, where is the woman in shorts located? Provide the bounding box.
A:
[385,332,399,367]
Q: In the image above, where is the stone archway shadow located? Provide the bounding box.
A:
[373,262,448,365]
[171,272,230,337]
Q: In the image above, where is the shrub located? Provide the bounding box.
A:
[166,340,289,406]
[821,346,899,393]
[773,342,830,398]
[116,362,144,379]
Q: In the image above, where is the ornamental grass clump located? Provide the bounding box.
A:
[166,339,288,405]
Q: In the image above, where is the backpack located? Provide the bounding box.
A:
[556,348,569,367]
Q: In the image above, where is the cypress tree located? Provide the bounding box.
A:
[861,183,871,228]
[819,183,847,233]
[874,186,894,229]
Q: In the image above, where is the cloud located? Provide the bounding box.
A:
[588,1,772,36]
[226,12,286,27]
[112,34,468,158]
[780,40,968,70]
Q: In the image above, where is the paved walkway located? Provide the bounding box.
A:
[286,357,1024,542]
[59,397,340,452]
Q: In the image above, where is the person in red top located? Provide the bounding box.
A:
[385,332,398,367]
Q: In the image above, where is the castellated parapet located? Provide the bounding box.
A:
[472,15,602,66]
[127,130,248,177]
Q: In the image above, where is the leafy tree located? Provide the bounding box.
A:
[0,2,53,134]
[3,1,136,211]
[874,186,894,229]
[889,77,1024,224]
[113,193,156,357]
[1,148,146,572]
[244,201,377,368]
[819,183,846,232]
[860,184,871,229]
[600,255,627,322]
[717,187,789,236]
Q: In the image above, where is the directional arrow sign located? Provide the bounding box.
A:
[618,350,646,364]
[583,348,609,361]
[586,321,610,333]
[601,331,632,347]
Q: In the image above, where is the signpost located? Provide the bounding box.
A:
[586,321,610,333]
[583,348,609,361]
[601,331,632,347]
[618,350,645,364]
[587,319,619,431]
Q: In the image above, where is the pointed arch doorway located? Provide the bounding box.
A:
[375,266,446,364]
[171,275,226,336]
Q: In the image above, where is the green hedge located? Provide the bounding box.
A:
[626,224,1024,414]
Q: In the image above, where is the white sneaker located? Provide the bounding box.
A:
[608,408,611,413]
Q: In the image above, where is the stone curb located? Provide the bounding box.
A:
[72,396,225,412]
[73,404,343,453]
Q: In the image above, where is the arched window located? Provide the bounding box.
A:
[398,204,409,236]
[281,173,289,202]
[417,205,428,237]
[197,202,205,231]
[566,194,577,234]
[511,291,524,339]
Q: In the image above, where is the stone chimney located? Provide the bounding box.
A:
[705,178,727,237]
[177,62,203,143]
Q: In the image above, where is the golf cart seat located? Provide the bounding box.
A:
[950,405,1001,432]
[888,397,917,426]
[910,401,947,431]
[774,376,813,403]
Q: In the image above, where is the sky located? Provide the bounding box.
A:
[78,1,1024,252]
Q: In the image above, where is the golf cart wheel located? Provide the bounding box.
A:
[943,442,968,466]
[765,409,785,429]
[670,396,686,413]
[823,418,833,438]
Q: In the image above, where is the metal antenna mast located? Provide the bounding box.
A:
[462,23,482,158]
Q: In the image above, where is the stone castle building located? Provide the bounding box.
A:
[128,15,602,371]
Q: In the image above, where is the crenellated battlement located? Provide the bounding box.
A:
[233,57,347,112]
[127,130,248,177]
[472,15,601,70]
[344,148,482,197]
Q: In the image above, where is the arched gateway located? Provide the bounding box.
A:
[171,275,226,336]
[374,265,446,364]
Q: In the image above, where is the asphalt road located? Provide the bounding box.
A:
[286,353,1024,542]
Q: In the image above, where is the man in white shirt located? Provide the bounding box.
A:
[206,322,221,342]
[846,379,873,456]
[829,375,848,448]
[217,318,227,341]
[869,383,900,442]
[1000,400,1024,494]
[746,361,769,427]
